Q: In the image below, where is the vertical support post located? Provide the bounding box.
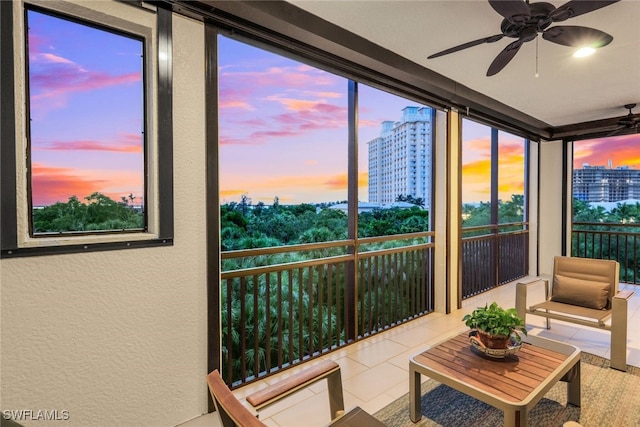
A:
[345,80,358,342]
[409,363,422,422]
[205,21,221,411]
[491,128,499,286]
[326,369,345,420]
[567,361,581,406]
[610,291,633,371]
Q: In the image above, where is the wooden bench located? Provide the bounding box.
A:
[208,360,386,426]
[516,256,634,371]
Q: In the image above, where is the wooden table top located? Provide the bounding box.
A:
[411,333,573,404]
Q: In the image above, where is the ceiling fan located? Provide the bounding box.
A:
[608,104,640,136]
[428,0,620,76]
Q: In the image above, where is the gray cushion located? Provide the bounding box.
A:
[551,274,610,310]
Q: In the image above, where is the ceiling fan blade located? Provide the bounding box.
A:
[486,39,523,76]
[542,26,613,48]
[428,34,504,59]
[488,0,530,23]
[606,126,624,137]
[550,0,620,22]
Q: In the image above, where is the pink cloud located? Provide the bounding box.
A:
[221,102,347,145]
[31,163,108,206]
[219,136,258,145]
[33,133,142,153]
[220,65,336,92]
[28,39,141,116]
[575,134,640,168]
[31,70,140,100]
[31,163,142,206]
[304,91,342,99]
[37,53,75,64]
[324,174,347,189]
[219,99,254,110]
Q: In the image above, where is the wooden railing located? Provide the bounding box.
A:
[461,223,529,299]
[220,233,435,387]
[572,222,640,284]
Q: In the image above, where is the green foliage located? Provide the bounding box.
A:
[222,266,344,382]
[220,196,434,384]
[33,193,143,233]
[462,194,525,229]
[572,198,640,283]
[220,199,431,253]
[462,302,527,342]
[573,198,640,224]
[358,207,429,237]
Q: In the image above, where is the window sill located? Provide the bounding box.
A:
[1,238,173,258]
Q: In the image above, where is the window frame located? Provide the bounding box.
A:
[0,0,174,258]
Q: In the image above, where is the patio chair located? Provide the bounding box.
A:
[516,256,634,371]
[206,359,386,427]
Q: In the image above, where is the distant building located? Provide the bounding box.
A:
[367,106,433,209]
[573,163,640,202]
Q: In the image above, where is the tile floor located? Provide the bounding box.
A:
[179,279,640,427]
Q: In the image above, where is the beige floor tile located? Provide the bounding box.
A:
[343,362,406,402]
[305,357,369,394]
[346,339,409,368]
[268,392,331,427]
[251,387,316,420]
[387,324,435,348]
[359,392,399,415]
[385,378,414,401]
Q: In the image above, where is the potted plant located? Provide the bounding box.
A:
[462,302,527,349]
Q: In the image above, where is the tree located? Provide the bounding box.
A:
[239,194,252,215]
[32,193,143,233]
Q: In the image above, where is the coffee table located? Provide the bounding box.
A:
[409,333,581,427]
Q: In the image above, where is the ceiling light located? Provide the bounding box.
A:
[574,47,596,58]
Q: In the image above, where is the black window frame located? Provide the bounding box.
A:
[1,1,174,258]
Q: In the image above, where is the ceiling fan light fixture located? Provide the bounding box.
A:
[428,0,620,75]
[574,47,596,58]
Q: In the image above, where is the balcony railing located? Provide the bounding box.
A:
[220,233,435,387]
[572,221,640,284]
[461,223,529,299]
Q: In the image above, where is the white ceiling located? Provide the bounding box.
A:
[288,0,640,129]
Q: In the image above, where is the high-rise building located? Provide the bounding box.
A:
[367,106,433,208]
[573,163,640,202]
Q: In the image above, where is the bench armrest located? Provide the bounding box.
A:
[246,360,344,418]
[516,278,549,319]
[614,289,635,301]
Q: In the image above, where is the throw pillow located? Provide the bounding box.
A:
[551,274,610,310]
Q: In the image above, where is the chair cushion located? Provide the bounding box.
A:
[551,274,610,310]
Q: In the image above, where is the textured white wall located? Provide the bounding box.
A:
[538,140,565,276]
[0,7,208,427]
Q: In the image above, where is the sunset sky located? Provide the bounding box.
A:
[461,121,526,204]
[31,14,638,209]
[28,9,143,207]
[218,35,435,205]
[574,134,640,169]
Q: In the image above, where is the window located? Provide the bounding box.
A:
[26,8,145,235]
[461,119,492,227]
[1,1,173,256]
[571,134,640,282]
[497,130,525,225]
[218,35,349,251]
[460,118,528,297]
[357,84,433,238]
